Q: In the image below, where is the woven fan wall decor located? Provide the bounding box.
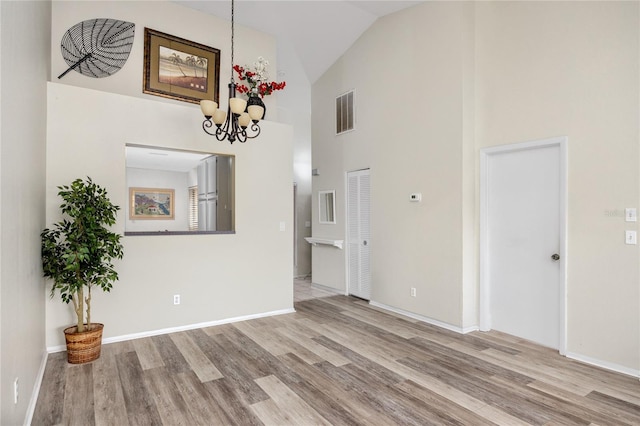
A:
[58,18,135,79]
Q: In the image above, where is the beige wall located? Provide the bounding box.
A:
[278,39,313,278]
[51,0,314,279]
[475,1,639,372]
[1,1,50,424]
[43,1,294,349]
[51,0,279,117]
[312,1,639,373]
[312,1,469,325]
[46,83,294,348]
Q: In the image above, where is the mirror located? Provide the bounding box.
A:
[125,145,234,234]
[319,190,336,224]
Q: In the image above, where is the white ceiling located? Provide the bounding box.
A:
[173,0,425,83]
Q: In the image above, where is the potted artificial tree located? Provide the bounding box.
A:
[41,177,124,364]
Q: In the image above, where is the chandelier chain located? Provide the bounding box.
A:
[230,0,235,83]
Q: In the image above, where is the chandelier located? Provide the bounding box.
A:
[200,0,264,144]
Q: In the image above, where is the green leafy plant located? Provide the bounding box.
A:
[41,177,124,333]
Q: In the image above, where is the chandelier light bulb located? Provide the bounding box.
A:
[212,109,227,125]
[229,97,247,115]
[238,112,251,128]
[248,105,264,121]
[200,100,218,118]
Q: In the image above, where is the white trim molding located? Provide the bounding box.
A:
[46,308,296,353]
[24,350,49,426]
[310,282,344,295]
[565,351,640,379]
[370,300,479,334]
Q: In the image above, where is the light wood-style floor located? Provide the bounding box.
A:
[33,295,640,425]
[294,276,340,302]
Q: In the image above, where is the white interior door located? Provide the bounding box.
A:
[480,137,566,351]
[347,169,371,300]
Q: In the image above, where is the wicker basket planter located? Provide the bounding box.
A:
[64,323,104,364]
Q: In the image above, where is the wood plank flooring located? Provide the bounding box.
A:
[32,296,640,425]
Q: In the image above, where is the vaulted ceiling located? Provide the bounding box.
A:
[174,1,424,83]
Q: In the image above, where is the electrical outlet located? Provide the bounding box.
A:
[173,294,180,305]
[13,378,18,404]
[410,287,417,297]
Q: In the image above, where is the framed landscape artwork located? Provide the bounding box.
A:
[143,28,220,104]
[130,187,175,220]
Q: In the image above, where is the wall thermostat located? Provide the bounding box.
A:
[410,193,422,202]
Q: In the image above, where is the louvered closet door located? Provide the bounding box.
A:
[347,169,371,300]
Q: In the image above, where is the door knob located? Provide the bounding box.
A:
[551,253,560,261]
[363,240,368,246]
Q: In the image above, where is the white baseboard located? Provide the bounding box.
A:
[369,301,639,379]
[24,350,48,426]
[369,300,478,334]
[46,307,296,353]
[565,351,640,379]
[310,282,344,295]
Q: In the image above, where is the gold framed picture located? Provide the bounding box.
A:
[143,28,220,104]
[129,187,175,220]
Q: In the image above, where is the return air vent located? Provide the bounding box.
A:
[336,90,355,135]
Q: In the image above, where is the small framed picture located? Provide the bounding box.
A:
[143,28,220,104]
[129,187,175,220]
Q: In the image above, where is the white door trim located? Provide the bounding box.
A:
[479,136,568,355]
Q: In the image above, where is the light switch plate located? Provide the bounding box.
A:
[409,193,422,202]
[625,208,637,222]
[625,230,637,245]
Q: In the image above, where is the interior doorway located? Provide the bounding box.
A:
[480,137,567,352]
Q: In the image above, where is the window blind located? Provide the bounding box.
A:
[189,186,198,231]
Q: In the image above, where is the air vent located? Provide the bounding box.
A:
[336,90,355,135]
